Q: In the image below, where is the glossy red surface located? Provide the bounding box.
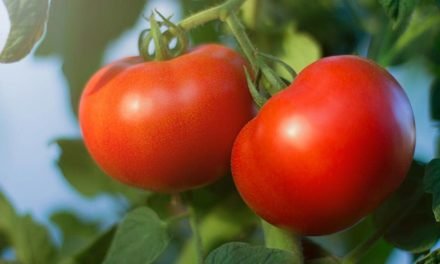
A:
[80,44,254,193]
[232,55,416,235]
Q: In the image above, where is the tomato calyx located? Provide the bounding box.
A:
[138,11,189,61]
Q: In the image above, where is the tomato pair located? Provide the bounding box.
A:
[80,45,415,235]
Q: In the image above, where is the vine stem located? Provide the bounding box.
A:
[178,0,246,30]
[225,12,258,72]
[181,192,204,264]
[261,220,303,263]
[342,190,425,263]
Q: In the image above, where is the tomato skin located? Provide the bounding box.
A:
[232,55,415,235]
[79,44,254,193]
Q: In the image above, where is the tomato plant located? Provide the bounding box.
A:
[79,44,254,193]
[232,55,416,235]
[2,0,440,263]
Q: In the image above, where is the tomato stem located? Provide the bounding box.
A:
[182,192,205,264]
[261,219,303,263]
[224,12,258,72]
[178,0,245,30]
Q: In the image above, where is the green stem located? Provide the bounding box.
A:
[166,212,190,225]
[150,14,169,61]
[342,191,424,263]
[178,0,245,30]
[225,13,259,72]
[226,13,285,94]
[182,193,204,264]
[261,220,303,263]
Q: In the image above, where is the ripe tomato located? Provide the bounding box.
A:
[232,55,415,235]
[79,44,254,193]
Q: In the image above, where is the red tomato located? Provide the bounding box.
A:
[79,44,254,193]
[232,55,415,235]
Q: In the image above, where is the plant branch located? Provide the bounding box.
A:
[261,220,303,263]
[178,0,246,30]
[181,192,204,264]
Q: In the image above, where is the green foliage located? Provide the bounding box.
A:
[0,192,56,264]
[0,0,49,63]
[379,0,417,27]
[36,0,147,115]
[65,226,116,264]
[50,211,100,256]
[277,25,321,74]
[103,207,170,264]
[424,159,440,221]
[373,162,440,253]
[55,139,146,202]
[1,0,440,263]
[205,242,296,264]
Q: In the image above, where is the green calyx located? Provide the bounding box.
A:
[138,11,189,61]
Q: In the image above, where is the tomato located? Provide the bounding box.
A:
[79,44,254,193]
[231,55,415,235]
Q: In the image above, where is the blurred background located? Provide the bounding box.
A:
[0,0,439,263]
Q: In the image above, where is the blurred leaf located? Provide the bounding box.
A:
[103,207,170,264]
[381,6,440,65]
[373,161,440,253]
[424,159,440,221]
[0,261,20,264]
[50,211,100,256]
[65,226,116,264]
[277,24,321,75]
[0,232,8,253]
[430,79,440,120]
[379,0,417,27]
[59,226,116,264]
[205,242,296,264]
[176,194,257,264]
[273,0,361,55]
[36,0,147,114]
[0,192,57,264]
[0,0,49,63]
[242,0,258,30]
[56,138,146,201]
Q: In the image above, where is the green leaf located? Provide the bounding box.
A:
[56,138,146,201]
[205,242,296,264]
[36,0,147,114]
[379,0,417,27]
[103,207,170,264]
[277,25,321,76]
[50,211,100,256]
[0,192,57,264]
[430,79,440,120]
[0,0,49,63]
[382,7,440,65]
[62,226,116,264]
[424,159,440,221]
[373,161,440,253]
